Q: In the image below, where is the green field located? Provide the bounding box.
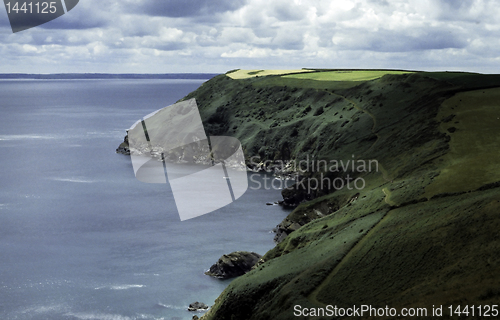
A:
[226,69,313,79]
[283,69,412,81]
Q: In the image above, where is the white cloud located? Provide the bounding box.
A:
[22,44,38,53]
[221,47,270,58]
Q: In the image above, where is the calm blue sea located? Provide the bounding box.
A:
[0,79,290,320]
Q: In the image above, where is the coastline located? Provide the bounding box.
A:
[117,70,500,320]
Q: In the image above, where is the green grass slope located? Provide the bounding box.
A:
[175,70,500,319]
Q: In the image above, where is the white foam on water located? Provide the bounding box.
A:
[156,303,184,310]
[64,312,133,320]
[86,130,124,138]
[18,194,41,199]
[135,314,166,320]
[16,305,165,320]
[51,178,97,183]
[95,284,145,290]
[19,303,69,315]
[0,134,57,141]
[110,284,145,290]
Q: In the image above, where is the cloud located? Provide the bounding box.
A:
[124,0,247,19]
[221,47,270,58]
[328,27,467,52]
[0,0,499,73]
[38,0,112,30]
[436,0,486,22]
[270,1,308,21]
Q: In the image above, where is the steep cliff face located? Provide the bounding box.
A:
[182,71,456,237]
[122,70,500,319]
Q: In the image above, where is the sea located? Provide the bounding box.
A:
[0,78,291,320]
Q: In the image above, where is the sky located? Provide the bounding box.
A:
[0,0,499,74]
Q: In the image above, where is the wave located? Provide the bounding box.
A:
[51,178,97,183]
[17,305,163,320]
[64,312,133,320]
[19,194,41,199]
[18,303,69,315]
[0,134,57,141]
[156,303,184,310]
[0,131,123,142]
[156,302,210,313]
[135,314,167,320]
[86,130,124,138]
[95,284,145,290]
[66,311,168,320]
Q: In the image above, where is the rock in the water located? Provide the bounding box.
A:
[205,251,262,279]
[116,135,130,155]
[192,316,199,320]
[188,301,209,311]
[266,202,273,205]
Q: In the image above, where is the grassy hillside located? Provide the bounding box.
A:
[179,69,500,319]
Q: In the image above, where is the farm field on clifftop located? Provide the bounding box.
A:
[283,69,412,81]
[226,69,313,79]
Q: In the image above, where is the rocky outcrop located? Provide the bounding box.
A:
[115,135,130,155]
[205,251,261,279]
[272,219,303,243]
[188,302,209,311]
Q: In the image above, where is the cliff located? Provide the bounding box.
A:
[122,69,500,319]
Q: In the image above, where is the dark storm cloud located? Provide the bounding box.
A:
[436,0,488,23]
[369,29,467,52]
[329,27,467,53]
[439,0,475,11]
[38,13,108,30]
[271,3,305,21]
[127,0,247,18]
[0,5,12,28]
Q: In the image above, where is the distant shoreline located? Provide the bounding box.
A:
[0,73,220,80]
